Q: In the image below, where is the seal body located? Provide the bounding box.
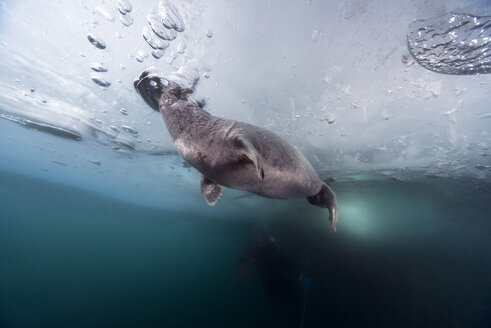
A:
[161,91,321,199]
[134,71,338,232]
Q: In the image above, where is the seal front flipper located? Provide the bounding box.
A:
[235,137,265,180]
[201,175,223,206]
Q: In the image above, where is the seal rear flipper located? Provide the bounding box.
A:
[307,183,338,233]
[235,137,265,180]
[134,68,168,112]
[201,175,223,206]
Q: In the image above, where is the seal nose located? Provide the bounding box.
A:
[134,69,168,112]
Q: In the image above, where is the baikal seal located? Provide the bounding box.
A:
[134,69,338,232]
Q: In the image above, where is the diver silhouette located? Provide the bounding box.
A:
[237,231,314,327]
[237,231,300,298]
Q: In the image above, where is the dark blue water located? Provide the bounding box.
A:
[1,170,490,327]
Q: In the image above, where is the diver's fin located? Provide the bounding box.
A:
[201,175,222,206]
[235,137,265,180]
[133,68,168,112]
[323,177,335,185]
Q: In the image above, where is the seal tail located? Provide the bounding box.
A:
[307,182,338,233]
[134,68,169,112]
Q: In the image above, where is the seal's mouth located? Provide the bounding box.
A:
[134,68,168,112]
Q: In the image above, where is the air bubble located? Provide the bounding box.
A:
[177,42,186,54]
[93,7,115,22]
[120,13,134,26]
[91,74,111,87]
[148,11,177,41]
[159,0,185,32]
[122,125,138,135]
[91,62,108,72]
[87,34,106,49]
[151,49,166,59]
[135,50,149,63]
[118,0,132,15]
[143,27,170,49]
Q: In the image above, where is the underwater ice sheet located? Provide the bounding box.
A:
[0,113,82,141]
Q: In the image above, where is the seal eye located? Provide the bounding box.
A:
[149,80,157,87]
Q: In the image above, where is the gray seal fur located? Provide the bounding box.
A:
[134,69,338,232]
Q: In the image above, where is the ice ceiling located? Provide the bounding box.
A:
[0,0,490,208]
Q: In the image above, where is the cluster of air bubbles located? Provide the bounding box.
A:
[88,56,110,87]
[159,1,185,32]
[85,0,189,89]
[118,0,134,26]
[84,0,137,88]
[407,13,490,75]
[137,0,185,63]
[142,26,169,59]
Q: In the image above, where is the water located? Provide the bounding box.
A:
[0,171,253,328]
[1,169,490,327]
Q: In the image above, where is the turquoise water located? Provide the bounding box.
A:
[1,169,490,327]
